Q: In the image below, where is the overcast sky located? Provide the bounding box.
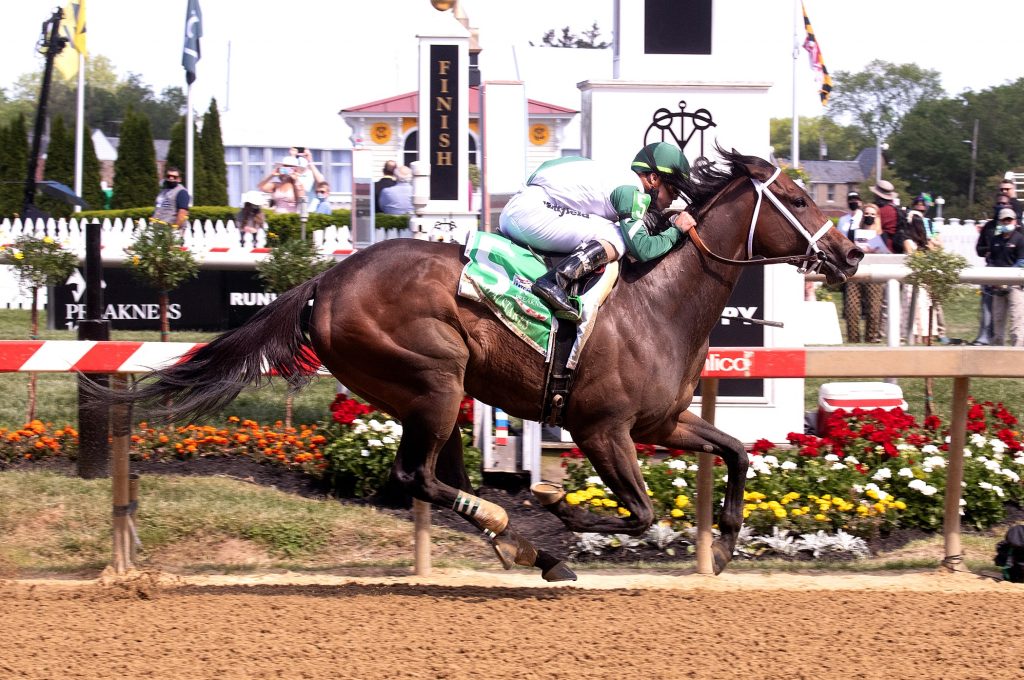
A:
[1,0,1020,142]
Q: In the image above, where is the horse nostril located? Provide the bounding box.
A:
[847,248,865,266]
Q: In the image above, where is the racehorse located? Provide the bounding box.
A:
[97,148,862,582]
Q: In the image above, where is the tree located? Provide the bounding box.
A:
[111,108,157,209]
[533,22,610,48]
[124,223,199,341]
[39,115,75,218]
[196,98,227,206]
[80,125,104,211]
[827,60,943,144]
[0,114,29,216]
[770,116,872,161]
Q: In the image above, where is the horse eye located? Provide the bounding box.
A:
[793,197,807,208]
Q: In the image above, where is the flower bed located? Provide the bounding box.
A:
[561,400,1024,559]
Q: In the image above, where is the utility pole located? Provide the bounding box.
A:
[966,118,979,208]
[23,8,67,218]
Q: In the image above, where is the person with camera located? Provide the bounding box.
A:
[258,156,305,214]
[985,208,1024,346]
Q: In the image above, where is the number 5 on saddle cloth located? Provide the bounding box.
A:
[458,231,618,424]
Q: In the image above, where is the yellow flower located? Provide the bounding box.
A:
[646,488,654,497]
[744,503,757,511]
[565,492,581,506]
[814,513,828,521]
[674,495,690,508]
[590,498,603,507]
[670,508,684,518]
[132,255,140,265]
[866,489,880,500]
[617,507,631,517]
[743,510,751,519]
[42,236,54,244]
[744,491,765,501]
[14,252,24,260]
[773,508,787,519]
[856,505,869,515]
[601,498,617,508]
[894,500,907,510]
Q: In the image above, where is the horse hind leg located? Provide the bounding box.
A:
[396,418,576,582]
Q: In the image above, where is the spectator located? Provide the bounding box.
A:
[288,147,327,201]
[870,180,900,253]
[843,203,885,343]
[258,156,305,214]
[153,166,190,227]
[378,165,414,215]
[999,179,1023,220]
[374,160,397,208]
[236,191,267,247]
[836,191,862,239]
[308,182,333,215]
[985,208,1024,346]
[972,193,1014,345]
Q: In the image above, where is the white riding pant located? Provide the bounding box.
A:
[498,185,627,257]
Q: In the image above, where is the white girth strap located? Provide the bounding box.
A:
[747,167,833,262]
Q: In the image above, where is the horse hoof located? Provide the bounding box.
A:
[491,540,516,570]
[711,541,733,575]
[531,482,566,507]
[542,561,577,582]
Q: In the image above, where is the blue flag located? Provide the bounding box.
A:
[182,0,202,85]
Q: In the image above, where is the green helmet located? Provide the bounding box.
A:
[630,142,689,176]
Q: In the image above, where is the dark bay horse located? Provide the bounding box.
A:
[102,149,861,581]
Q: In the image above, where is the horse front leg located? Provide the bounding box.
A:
[660,410,749,574]
[395,416,576,582]
[536,429,656,536]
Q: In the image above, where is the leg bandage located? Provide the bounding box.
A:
[453,491,509,534]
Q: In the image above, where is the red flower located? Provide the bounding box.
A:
[330,398,376,425]
[750,438,774,454]
[457,397,474,426]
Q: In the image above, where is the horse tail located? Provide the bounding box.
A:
[99,273,325,423]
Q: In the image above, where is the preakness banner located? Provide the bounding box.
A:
[50,267,274,332]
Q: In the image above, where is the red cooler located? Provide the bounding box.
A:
[817,382,907,435]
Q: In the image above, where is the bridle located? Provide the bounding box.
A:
[685,165,834,274]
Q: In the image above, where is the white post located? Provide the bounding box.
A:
[185,84,195,201]
[790,0,800,170]
[73,54,85,213]
[521,420,542,486]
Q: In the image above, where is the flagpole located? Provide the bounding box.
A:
[186,83,194,200]
[73,52,85,213]
[791,0,800,170]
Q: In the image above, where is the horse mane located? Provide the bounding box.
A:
[677,145,776,214]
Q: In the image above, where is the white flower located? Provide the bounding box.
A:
[845,456,861,466]
[970,433,987,447]
[385,420,403,436]
[994,486,1005,498]
[921,444,939,454]
[853,484,864,493]
[382,436,395,444]
[985,459,1002,473]
[667,459,687,470]
[746,468,756,479]
[990,439,1007,454]
[872,468,892,481]
[960,498,966,506]
[762,455,780,467]
[978,481,993,490]
[352,420,369,434]
[824,454,840,462]
[1015,456,1024,467]
[907,478,926,491]
[830,462,847,470]
[360,449,370,457]
[921,485,937,496]
[369,419,385,432]
[781,460,798,471]
[367,438,383,448]
[688,464,699,472]
[672,477,688,488]
[898,468,915,478]
[585,476,603,486]
[922,456,945,469]
[1002,468,1020,483]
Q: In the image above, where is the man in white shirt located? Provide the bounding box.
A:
[836,190,862,240]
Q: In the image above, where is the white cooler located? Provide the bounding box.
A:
[817,382,908,434]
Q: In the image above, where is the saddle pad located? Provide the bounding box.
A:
[458,231,555,356]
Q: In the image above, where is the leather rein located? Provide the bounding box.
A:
[684,166,834,275]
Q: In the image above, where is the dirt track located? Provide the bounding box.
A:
[1,569,1023,679]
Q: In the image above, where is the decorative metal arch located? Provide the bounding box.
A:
[642,100,717,160]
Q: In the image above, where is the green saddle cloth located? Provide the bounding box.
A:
[458,231,557,356]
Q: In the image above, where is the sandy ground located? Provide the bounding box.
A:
[2,568,1023,679]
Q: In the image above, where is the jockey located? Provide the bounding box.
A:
[498,142,695,321]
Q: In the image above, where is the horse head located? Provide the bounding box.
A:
[682,147,863,285]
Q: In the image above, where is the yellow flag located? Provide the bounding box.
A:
[54,0,87,81]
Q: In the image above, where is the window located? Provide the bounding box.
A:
[826,184,835,202]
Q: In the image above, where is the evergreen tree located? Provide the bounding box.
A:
[81,126,104,211]
[0,114,29,216]
[111,108,158,209]
[40,115,74,218]
[165,117,185,184]
[196,98,227,205]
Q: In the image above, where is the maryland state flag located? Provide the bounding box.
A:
[54,0,87,81]
[801,1,832,106]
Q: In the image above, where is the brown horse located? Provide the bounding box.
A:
[102,149,861,581]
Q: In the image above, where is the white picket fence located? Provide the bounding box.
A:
[0,216,421,309]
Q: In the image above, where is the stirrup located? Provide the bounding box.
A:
[531,277,580,322]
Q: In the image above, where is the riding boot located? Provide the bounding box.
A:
[531,240,609,322]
